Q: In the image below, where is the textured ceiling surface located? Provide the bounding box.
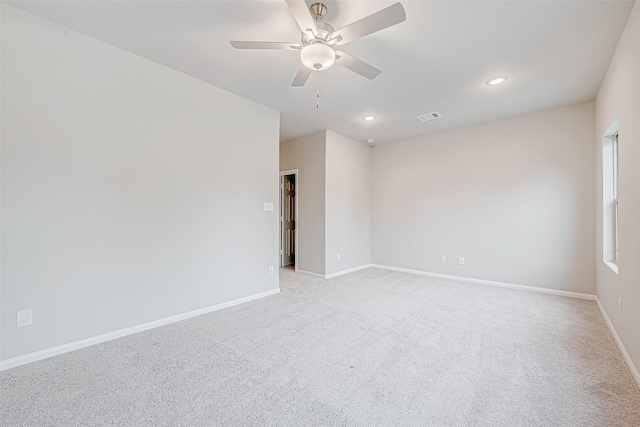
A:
[5,0,635,144]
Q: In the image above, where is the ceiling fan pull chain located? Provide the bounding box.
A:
[316,70,320,109]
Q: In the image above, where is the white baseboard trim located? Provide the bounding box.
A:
[596,298,640,390]
[298,264,372,279]
[370,264,597,301]
[325,264,372,279]
[297,269,326,278]
[0,287,280,371]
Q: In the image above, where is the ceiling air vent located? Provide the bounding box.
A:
[417,112,441,122]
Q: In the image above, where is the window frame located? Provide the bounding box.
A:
[613,132,618,263]
[602,120,619,274]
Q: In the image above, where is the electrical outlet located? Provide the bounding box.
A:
[337,253,341,261]
[441,255,446,262]
[619,297,622,314]
[458,257,465,265]
[268,266,274,275]
[17,309,33,328]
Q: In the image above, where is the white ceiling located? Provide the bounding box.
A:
[6,0,635,144]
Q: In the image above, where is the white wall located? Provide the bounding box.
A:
[371,102,595,293]
[325,130,371,275]
[280,131,326,275]
[595,0,640,379]
[1,6,280,361]
[280,130,371,276]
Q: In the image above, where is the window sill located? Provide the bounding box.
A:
[604,260,619,274]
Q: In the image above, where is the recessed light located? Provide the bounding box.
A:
[487,76,508,85]
[363,115,376,121]
[367,139,375,144]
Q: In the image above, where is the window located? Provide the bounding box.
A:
[602,120,619,273]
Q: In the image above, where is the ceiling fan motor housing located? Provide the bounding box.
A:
[301,21,335,45]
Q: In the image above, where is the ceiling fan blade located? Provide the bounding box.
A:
[291,66,312,87]
[230,41,301,50]
[285,0,318,36]
[335,51,382,80]
[332,3,406,46]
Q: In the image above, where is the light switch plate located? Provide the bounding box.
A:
[263,202,274,211]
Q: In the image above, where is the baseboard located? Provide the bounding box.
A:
[0,287,280,371]
[370,264,597,301]
[298,264,372,279]
[596,298,640,390]
[297,269,326,278]
[325,264,372,279]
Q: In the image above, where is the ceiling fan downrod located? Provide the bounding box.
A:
[309,3,327,22]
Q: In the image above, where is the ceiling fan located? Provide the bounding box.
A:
[230,1,406,87]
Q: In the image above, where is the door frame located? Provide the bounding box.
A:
[280,169,299,272]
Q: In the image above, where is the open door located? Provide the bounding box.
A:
[280,171,297,269]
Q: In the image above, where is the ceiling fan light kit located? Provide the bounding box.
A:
[230,1,406,88]
[300,43,335,70]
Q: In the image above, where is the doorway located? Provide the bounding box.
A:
[280,169,298,271]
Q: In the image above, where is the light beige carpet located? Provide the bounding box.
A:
[2,267,640,426]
